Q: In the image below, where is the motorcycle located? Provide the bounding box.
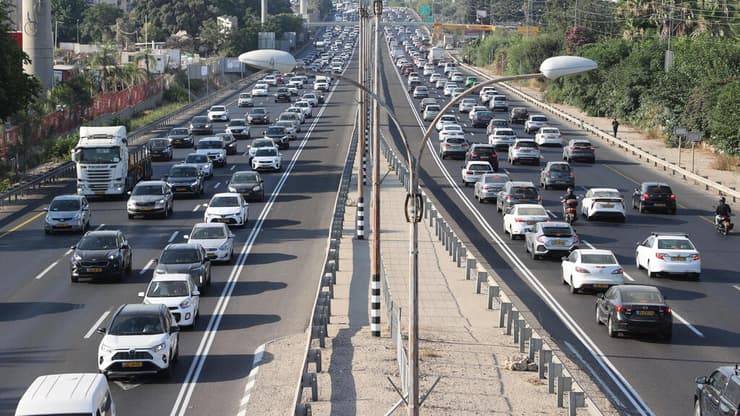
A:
[560,197,579,224]
[716,215,734,236]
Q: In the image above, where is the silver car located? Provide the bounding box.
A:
[44,194,91,234]
[126,180,174,219]
[474,173,509,203]
[184,153,214,178]
[525,221,580,260]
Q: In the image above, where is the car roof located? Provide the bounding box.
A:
[199,137,223,142]
[83,230,120,237]
[513,203,545,210]
[573,249,614,256]
[16,373,108,414]
[119,303,165,315]
[587,187,620,193]
[641,181,671,187]
[192,222,228,229]
[51,194,84,201]
[507,181,536,187]
[135,180,166,187]
[149,273,193,282]
[540,221,570,227]
[211,192,242,199]
[466,161,492,167]
[163,243,201,251]
[615,284,661,293]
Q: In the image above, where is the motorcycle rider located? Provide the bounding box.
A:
[562,187,578,218]
[715,196,732,225]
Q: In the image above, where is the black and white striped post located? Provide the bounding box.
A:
[356,8,368,241]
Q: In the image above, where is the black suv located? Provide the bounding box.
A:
[70,230,132,282]
[154,243,211,289]
[632,182,677,214]
[148,138,173,161]
[247,108,270,125]
[165,164,204,197]
[263,125,290,150]
[465,144,499,171]
[694,365,740,416]
[509,107,529,124]
[274,87,292,103]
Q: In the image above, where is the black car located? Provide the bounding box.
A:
[595,285,672,340]
[312,90,326,104]
[165,164,204,197]
[216,133,239,155]
[509,107,530,124]
[188,116,213,135]
[465,144,498,171]
[274,87,292,103]
[263,125,290,150]
[148,138,173,161]
[694,365,740,416]
[70,230,132,282]
[247,108,270,125]
[227,170,265,201]
[167,127,194,148]
[154,243,211,289]
[471,110,494,128]
[632,182,677,214]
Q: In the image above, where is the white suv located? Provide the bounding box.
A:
[508,139,541,165]
[139,273,200,327]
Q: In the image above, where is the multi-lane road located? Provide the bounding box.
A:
[377,23,739,416]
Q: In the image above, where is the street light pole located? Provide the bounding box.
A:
[357,6,368,240]
[370,0,383,338]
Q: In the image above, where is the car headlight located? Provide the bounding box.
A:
[191,181,199,187]
[180,299,191,308]
[228,185,237,193]
[252,186,261,191]
[127,200,135,208]
[219,241,231,251]
[99,343,114,354]
[45,215,52,223]
[108,254,119,260]
[73,212,81,220]
[73,254,82,261]
[152,343,166,352]
[155,199,166,206]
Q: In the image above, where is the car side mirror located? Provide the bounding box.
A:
[96,327,106,334]
[170,325,180,334]
[596,293,605,299]
[695,376,707,385]
[70,245,76,249]
[121,244,129,250]
[137,291,145,297]
[193,290,200,297]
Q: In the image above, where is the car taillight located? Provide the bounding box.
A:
[662,307,672,314]
[614,305,624,313]
[569,171,574,177]
[612,268,624,274]
[515,218,527,222]
[575,266,590,273]
[466,170,473,174]
[506,195,512,201]
[462,143,469,147]
[655,252,667,260]
[670,194,676,200]
[536,235,545,243]
[570,146,575,151]
[443,144,449,147]
[545,172,551,177]
[642,193,650,200]
[471,153,478,157]
[693,254,700,261]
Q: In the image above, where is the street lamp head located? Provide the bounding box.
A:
[238,49,297,74]
[539,56,598,79]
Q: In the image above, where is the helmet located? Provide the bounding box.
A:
[719,196,726,204]
[567,187,574,194]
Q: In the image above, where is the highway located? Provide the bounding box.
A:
[377,23,740,416]
[0,46,359,415]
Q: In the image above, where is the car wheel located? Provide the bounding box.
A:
[569,277,577,294]
[607,315,617,337]
[647,262,655,278]
[595,306,602,325]
[71,275,78,283]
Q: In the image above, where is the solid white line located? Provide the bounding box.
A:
[84,310,110,339]
[139,259,155,275]
[65,248,73,255]
[168,231,179,243]
[733,284,740,292]
[230,165,236,171]
[236,343,267,416]
[547,210,557,219]
[214,182,221,189]
[34,260,59,280]
[95,224,105,231]
[671,310,704,337]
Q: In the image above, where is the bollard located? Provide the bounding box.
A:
[325,262,337,285]
[499,302,511,328]
[506,310,518,336]
[435,216,441,238]
[475,271,487,294]
[311,325,326,348]
[295,403,312,416]
[529,337,542,361]
[302,372,319,401]
[557,376,572,407]
[452,240,459,262]
[329,248,339,270]
[519,326,532,353]
[487,284,500,309]
[513,318,522,343]
[308,349,322,373]
[429,207,435,226]
[457,247,466,267]
[466,258,476,280]
[569,391,585,415]
[548,363,562,393]
[539,349,552,380]
[321,276,334,299]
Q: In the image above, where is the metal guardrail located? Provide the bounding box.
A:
[452,56,739,203]
[292,108,360,416]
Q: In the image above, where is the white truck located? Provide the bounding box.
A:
[428,47,445,64]
[72,126,152,197]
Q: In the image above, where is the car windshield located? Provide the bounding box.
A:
[542,226,572,237]
[266,127,285,135]
[532,116,547,122]
[477,111,493,118]
[516,142,537,148]
[147,281,190,298]
[49,199,80,211]
[240,93,251,98]
[197,141,222,149]
[169,166,198,177]
[160,248,199,264]
[426,106,440,112]
[210,106,225,112]
[74,146,120,164]
[256,148,277,157]
[497,130,515,136]
[132,185,162,196]
[447,138,465,144]
[170,128,188,135]
[541,128,559,134]
[231,172,258,184]
[573,141,592,147]
[109,314,164,335]
[621,289,664,304]
[229,120,246,127]
[149,139,169,147]
[190,226,226,239]
[469,164,491,172]
[78,235,118,250]
[511,187,537,198]
[185,154,208,164]
[592,190,620,198]
[192,117,207,123]
[647,185,672,194]
[253,140,273,148]
[483,175,507,184]
[657,239,695,250]
[549,164,571,172]
[210,196,240,208]
[251,109,266,115]
[581,254,617,264]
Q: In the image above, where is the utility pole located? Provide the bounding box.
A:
[357,6,367,240]
[370,0,382,338]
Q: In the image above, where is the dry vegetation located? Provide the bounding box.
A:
[710,154,739,172]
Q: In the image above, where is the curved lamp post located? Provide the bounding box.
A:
[240,49,597,415]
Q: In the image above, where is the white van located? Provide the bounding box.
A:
[15,373,115,416]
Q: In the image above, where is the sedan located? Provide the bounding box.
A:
[44,194,91,234]
[581,188,627,221]
[435,114,458,131]
[525,221,580,260]
[263,125,290,150]
[439,136,469,160]
[508,140,541,165]
[204,193,249,227]
[248,138,278,163]
[502,204,549,240]
[167,127,194,148]
[438,124,464,141]
[184,153,213,178]
[412,86,429,99]
[471,110,494,128]
[139,273,200,327]
[301,93,319,106]
[631,182,677,214]
[497,181,541,214]
[188,116,212,135]
[474,173,509,203]
[534,127,563,146]
[488,128,517,150]
[458,98,477,113]
[635,232,701,279]
[166,163,204,197]
[187,222,234,263]
[595,285,673,340]
[247,108,270,125]
[524,114,549,134]
[216,133,239,155]
[225,119,251,140]
[126,180,174,219]
[563,139,595,163]
[228,171,265,201]
[561,249,624,294]
[154,243,211,289]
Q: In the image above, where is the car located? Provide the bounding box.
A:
[228,170,265,201]
[435,114,458,131]
[489,95,508,112]
[313,81,329,91]
[524,114,549,134]
[216,133,238,155]
[635,232,701,279]
[488,128,517,150]
[184,153,213,178]
[479,86,497,99]
[561,249,624,294]
[419,97,438,111]
[207,105,229,122]
[461,161,494,187]
[165,164,204,197]
[464,76,478,87]
[423,104,441,121]
[294,100,313,118]
[262,75,277,86]
[251,146,282,171]
[443,82,458,96]
[435,78,446,89]
[450,87,466,98]
[497,181,541,214]
[263,125,290,150]
[429,73,442,83]
[278,112,302,132]
[204,192,249,227]
[450,72,465,83]
[539,161,575,190]
[465,143,498,171]
[412,86,429,99]
[407,78,421,92]
[525,221,580,260]
[581,188,627,221]
[154,243,211,288]
[274,87,292,103]
[631,182,677,214]
[438,124,464,141]
[694,365,740,416]
[509,107,529,124]
[168,127,194,147]
[439,136,469,160]
[247,107,270,125]
[508,139,541,165]
[275,120,298,140]
[301,93,318,106]
[96,304,180,377]
[188,116,212,135]
[595,285,673,340]
[70,230,132,282]
[225,119,251,140]
[195,137,227,167]
[535,127,563,146]
[139,273,201,327]
[148,137,173,161]
[474,173,509,203]
[487,118,509,134]
[285,107,306,123]
[502,204,549,239]
[127,180,174,219]
[44,194,91,234]
[186,222,234,263]
[312,90,326,104]
[471,110,494,128]
[248,138,277,163]
[458,98,477,113]
[563,139,596,163]
[15,373,115,416]
[331,63,343,73]
[251,83,269,96]
[238,92,254,107]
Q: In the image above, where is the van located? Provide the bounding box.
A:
[15,373,115,416]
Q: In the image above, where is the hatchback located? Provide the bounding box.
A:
[540,161,574,190]
[563,139,596,163]
[632,182,677,214]
[44,194,91,234]
[508,140,541,165]
[497,181,541,214]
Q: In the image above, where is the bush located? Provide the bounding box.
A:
[49,134,79,160]
[163,84,188,103]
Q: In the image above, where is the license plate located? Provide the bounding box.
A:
[602,204,614,208]
[87,267,103,273]
[141,207,153,211]
[654,203,665,207]
[55,224,71,228]
[207,253,217,259]
[527,221,536,225]
[594,284,609,289]
[672,256,686,261]
[636,310,655,316]
[176,187,189,192]
[551,240,565,246]
[122,362,143,368]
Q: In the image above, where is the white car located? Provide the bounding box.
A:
[262,75,277,86]
[507,139,541,165]
[251,146,282,171]
[423,104,441,122]
[288,80,303,90]
[251,83,269,96]
[535,127,562,146]
[248,138,277,161]
[503,204,549,240]
[461,161,493,187]
[275,120,298,139]
[195,137,227,167]
[139,273,200,327]
[524,114,549,134]
[294,100,313,118]
[97,304,179,378]
[184,153,213,178]
[438,124,464,141]
[488,128,517,150]
[204,192,249,227]
[238,92,254,107]
[289,76,305,87]
[435,114,458,131]
[450,72,465,82]
[278,112,302,132]
[561,249,624,294]
[479,87,497,99]
[313,81,329,91]
[285,107,306,123]
[430,73,442,83]
[187,222,234,263]
[435,79,446,89]
[458,98,476,113]
[207,105,229,122]
[301,93,319,107]
[635,232,701,279]
[443,82,458,96]
[580,188,627,222]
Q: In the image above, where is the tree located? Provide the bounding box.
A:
[51,0,88,43]
[81,4,123,43]
[0,2,41,122]
[47,74,93,110]
[198,19,223,57]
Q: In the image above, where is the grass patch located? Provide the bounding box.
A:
[129,101,188,131]
[710,154,739,171]
[420,350,441,359]
[645,129,664,141]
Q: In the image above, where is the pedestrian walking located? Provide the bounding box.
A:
[612,118,619,137]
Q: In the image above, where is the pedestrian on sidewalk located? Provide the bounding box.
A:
[612,118,620,137]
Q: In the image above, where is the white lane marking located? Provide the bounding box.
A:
[192,204,201,212]
[547,210,557,219]
[34,260,59,280]
[139,259,155,275]
[214,182,221,189]
[230,165,236,171]
[168,231,179,243]
[503,169,510,175]
[65,248,73,255]
[671,310,704,337]
[581,240,635,282]
[95,224,105,231]
[733,284,740,292]
[84,310,111,339]
[114,381,142,391]
[235,343,267,416]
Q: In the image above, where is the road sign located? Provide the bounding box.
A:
[687,131,702,143]
[424,16,434,23]
[419,5,431,16]
[674,127,687,137]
